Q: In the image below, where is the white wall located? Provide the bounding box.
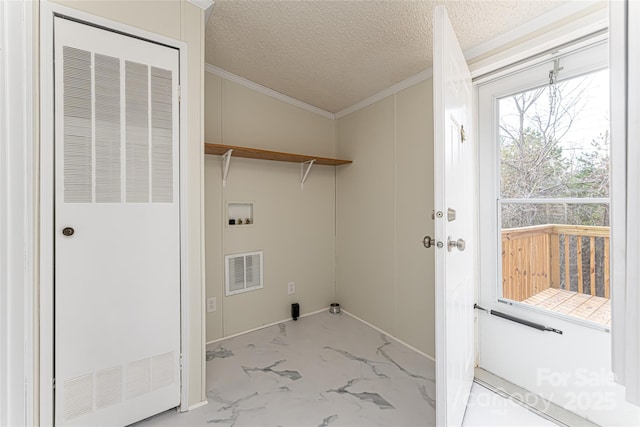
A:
[204,73,337,342]
[336,79,435,357]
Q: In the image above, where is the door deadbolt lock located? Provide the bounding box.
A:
[447,236,466,252]
[62,227,75,237]
[423,235,443,249]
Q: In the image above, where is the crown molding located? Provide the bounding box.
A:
[204,63,335,120]
[334,67,433,119]
[187,0,214,11]
[335,0,606,120]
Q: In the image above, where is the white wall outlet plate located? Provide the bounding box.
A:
[207,297,217,313]
[288,282,295,295]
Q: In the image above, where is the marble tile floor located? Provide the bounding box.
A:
[135,311,557,427]
[135,311,436,427]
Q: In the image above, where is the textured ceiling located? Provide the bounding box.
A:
[205,1,569,113]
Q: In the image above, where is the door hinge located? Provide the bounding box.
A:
[177,85,182,102]
[179,353,183,369]
[53,377,56,390]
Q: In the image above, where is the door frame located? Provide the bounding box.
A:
[39,2,191,424]
[474,38,640,425]
[0,1,35,426]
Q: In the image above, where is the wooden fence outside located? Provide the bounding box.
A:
[502,224,610,302]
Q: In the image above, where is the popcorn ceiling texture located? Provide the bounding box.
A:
[206,1,568,113]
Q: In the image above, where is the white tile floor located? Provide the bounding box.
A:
[134,311,556,427]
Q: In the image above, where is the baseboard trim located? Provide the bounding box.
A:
[341,309,436,363]
[187,400,208,412]
[474,368,599,427]
[206,307,330,345]
[205,307,436,364]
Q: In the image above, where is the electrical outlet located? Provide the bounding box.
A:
[287,282,295,295]
[207,297,217,313]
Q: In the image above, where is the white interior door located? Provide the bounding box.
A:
[433,5,477,427]
[54,17,181,426]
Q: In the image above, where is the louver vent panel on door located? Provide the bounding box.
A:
[61,356,173,421]
[63,46,93,203]
[151,351,174,391]
[94,54,121,203]
[125,61,150,203]
[61,50,176,205]
[63,374,93,420]
[126,357,151,400]
[151,67,174,203]
[225,251,264,296]
[95,366,122,410]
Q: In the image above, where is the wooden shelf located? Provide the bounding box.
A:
[204,143,352,166]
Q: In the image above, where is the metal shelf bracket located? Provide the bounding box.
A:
[300,159,316,189]
[222,149,233,187]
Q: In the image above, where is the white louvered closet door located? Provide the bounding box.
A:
[54,18,180,427]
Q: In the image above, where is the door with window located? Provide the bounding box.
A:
[477,41,637,425]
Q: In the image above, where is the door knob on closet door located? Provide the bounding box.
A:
[62,227,75,236]
[447,236,465,252]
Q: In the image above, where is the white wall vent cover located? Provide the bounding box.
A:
[225,251,263,296]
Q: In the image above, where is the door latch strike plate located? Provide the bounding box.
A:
[447,208,456,222]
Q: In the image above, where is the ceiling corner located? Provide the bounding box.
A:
[187,0,214,11]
